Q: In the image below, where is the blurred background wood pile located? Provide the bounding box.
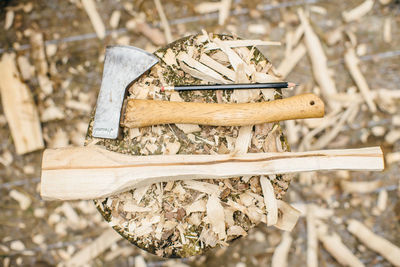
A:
[0,0,399,266]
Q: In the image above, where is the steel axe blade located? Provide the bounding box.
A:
[92,45,158,139]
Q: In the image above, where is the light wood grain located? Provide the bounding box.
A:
[41,146,383,200]
[123,93,324,128]
[0,53,44,155]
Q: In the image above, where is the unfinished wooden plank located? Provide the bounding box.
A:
[298,9,340,110]
[344,47,377,112]
[0,53,44,155]
[81,0,106,39]
[342,0,374,23]
[41,146,384,200]
[63,228,122,266]
[347,219,400,266]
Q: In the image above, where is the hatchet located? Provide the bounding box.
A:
[93,45,324,139]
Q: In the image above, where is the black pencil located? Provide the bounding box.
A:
[161,82,296,92]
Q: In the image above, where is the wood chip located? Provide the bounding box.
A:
[178,52,231,84]
[306,204,318,267]
[199,53,236,81]
[135,255,147,267]
[377,189,388,212]
[347,219,400,266]
[81,0,106,39]
[63,229,122,266]
[109,10,121,29]
[277,43,306,78]
[342,0,374,23]
[297,9,340,110]
[316,222,364,267]
[218,0,232,25]
[260,176,278,226]
[206,40,281,50]
[344,47,377,112]
[9,190,31,210]
[17,56,35,80]
[233,125,253,155]
[0,53,44,155]
[206,194,226,239]
[341,180,383,193]
[194,2,221,13]
[154,0,173,43]
[383,17,392,43]
[274,200,301,231]
[4,10,14,30]
[271,232,292,267]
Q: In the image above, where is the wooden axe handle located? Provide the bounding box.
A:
[123,93,324,128]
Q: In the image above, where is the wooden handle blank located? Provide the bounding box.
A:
[40,146,383,200]
[123,93,324,128]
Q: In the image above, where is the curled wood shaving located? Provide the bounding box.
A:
[274,200,301,231]
[271,232,292,267]
[340,180,383,193]
[81,0,106,39]
[277,43,306,78]
[342,0,374,23]
[260,176,278,226]
[177,52,231,84]
[344,47,377,112]
[212,39,255,76]
[218,0,232,25]
[227,225,247,237]
[347,219,400,266]
[297,9,340,111]
[184,180,221,195]
[199,53,236,81]
[194,2,221,13]
[205,40,281,50]
[9,190,31,210]
[206,194,226,239]
[306,204,318,267]
[316,221,365,267]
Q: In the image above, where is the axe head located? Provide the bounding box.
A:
[92,45,159,139]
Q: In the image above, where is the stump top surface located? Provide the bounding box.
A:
[86,34,291,258]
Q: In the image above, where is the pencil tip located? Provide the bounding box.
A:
[287,82,297,88]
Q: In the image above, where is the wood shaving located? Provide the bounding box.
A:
[342,0,374,23]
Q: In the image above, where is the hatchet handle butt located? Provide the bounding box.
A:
[123,93,324,128]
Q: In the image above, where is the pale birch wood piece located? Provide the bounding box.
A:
[199,53,236,81]
[153,0,173,43]
[0,53,44,155]
[277,43,306,78]
[260,176,278,226]
[271,232,292,267]
[342,0,374,23]
[206,194,226,239]
[177,52,231,84]
[63,228,122,267]
[316,222,365,267]
[206,40,281,50]
[347,219,400,266]
[123,94,324,128]
[213,39,255,76]
[307,204,318,267]
[81,0,106,40]
[344,47,377,112]
[297,9,340,111]
[218,0,232,25]
[41,146,384,201]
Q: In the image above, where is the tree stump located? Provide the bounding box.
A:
[85,33,292,258]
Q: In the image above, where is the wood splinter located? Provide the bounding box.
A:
[41,146,384,201]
